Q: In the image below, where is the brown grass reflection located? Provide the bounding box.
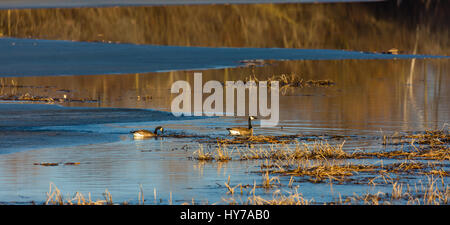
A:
[1,59,448,131]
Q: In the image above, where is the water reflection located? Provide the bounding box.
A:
[1,59,448,132]
[0,58,448,204]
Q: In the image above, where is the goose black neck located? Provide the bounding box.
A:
[248,117,252,129]
[154,128,159,135]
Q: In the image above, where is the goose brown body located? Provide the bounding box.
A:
[131,126,164,139]
[226,127,253,136]
[227,116,256,136]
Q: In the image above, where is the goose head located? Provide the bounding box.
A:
[154,126,164,134]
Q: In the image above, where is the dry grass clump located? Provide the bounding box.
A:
[45,183,114,205]
[376,161,447,179]
[246,73,334,95]
[418,149,450,161]
[221,174,449,205]
[192,144,233,162]
[380,129,449,160]
[215,134,348,145]
[384,161,425,174]
[237,141,351,161]
[270,157,441,185]
[391,181,405,200]
[423,169,449,177]
[217,135,291,145]
[0,93,99,103]
[269,160,377,183]
[224,176,243,195]
[404,130,449,146]
[363,148,450,161]
[335,192,388,205]
[195,130,447,161]
[364,130,449,161]
[401,176,449,205]
[43,175,449,205]
[0,93,56,102]
[204,134,352,146]
[214,144,233,162]
[222,184,314,205]
[195,137,448,189]
[261,171,281,189]
[268,74,334,88]
[332,176,449,205]
[293,141,349,160]
[192,145,213,161]
[362,149,415,159]
[222,172,281,198]
[418,176,450,205]
[246,189,314,205]
[239,146,275,160]
[247,73,334,88]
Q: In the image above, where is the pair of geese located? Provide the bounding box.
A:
[131,116,257,138]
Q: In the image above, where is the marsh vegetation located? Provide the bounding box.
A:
[0,0,448,205]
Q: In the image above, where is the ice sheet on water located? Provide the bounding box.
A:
[1,38,446,77]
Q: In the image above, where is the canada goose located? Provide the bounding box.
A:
[131,126,164,139]
[226,116,257,136]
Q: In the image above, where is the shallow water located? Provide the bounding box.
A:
[0,103,200,153]
[2,58,448,131]
[0,57,448,204]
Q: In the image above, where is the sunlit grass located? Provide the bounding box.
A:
[0,2,448,54]
[45,182,114,205]
[193,144,234,161]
